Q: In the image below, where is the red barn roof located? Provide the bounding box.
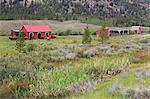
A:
[22,25,52,32]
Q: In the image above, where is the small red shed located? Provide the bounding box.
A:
[96,27,110,38]
[9,25,55,40]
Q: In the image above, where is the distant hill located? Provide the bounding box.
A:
[0,0,150,20]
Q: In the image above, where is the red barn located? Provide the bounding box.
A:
[9,25,55,40]
[96,27,110,38]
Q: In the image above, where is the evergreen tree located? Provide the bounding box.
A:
[99,25,108,44]
[82,26,92,44]
[16,32,25,52]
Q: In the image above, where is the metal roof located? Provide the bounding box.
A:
[22,25,52,32]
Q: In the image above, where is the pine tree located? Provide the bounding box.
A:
[99,25,108,44]
[82,26,92,44]
[16,32,25,52]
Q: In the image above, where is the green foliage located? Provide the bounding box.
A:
[81,17,150,27]
[129,29,133,34]
[0,35,149,98]
[82,26,92,44]
[16,32,25,53]
[98,25,108,44]
[25,43,38,52]
[0,30,9,36]
[0,48,134,97]
[29,66,90,96]
[1,0,150,24]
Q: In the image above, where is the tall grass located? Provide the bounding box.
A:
[0,52,133,98]
[29,66,91,97]
[0,35,147,98]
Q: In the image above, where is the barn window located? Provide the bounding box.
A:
[45,32,49,37]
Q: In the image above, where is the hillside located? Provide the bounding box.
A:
[0,0,150,20]
[0,20,99,34]
[0,20,149,36]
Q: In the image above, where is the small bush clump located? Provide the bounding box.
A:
[82,26,92,44]
[56,29,82,36]
[25,43,38,52]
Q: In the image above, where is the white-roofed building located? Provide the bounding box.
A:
[131,26,142,34]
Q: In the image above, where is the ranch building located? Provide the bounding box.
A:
[9,25,55,40]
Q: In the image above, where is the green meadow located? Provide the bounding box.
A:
[0,34,150,98]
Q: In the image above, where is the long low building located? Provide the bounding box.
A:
[9,25,55,40]
[109,27,130,36]
[95,26,142,37]
[109,26,142,36]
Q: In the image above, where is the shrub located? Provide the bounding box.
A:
[82,26,92,44]
[25,43,38,52]
[129,30,133,34]
[83,48,97,58]
[0,52,52,83]
[56,30,82,36]
[132,52,150,63]
[65,29,72,35]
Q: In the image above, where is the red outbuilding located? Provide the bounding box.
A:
[9,25,55,40]
[96,27,110,38]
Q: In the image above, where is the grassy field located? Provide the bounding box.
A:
[0,34,150,98]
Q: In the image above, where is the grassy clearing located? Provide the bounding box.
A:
[0,36,17,56]
[0,35,130,56]
[0,35,149,98]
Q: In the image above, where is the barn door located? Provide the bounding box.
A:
[45,32,49,37]
[29,32,34,40]
[38,32,41,39]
